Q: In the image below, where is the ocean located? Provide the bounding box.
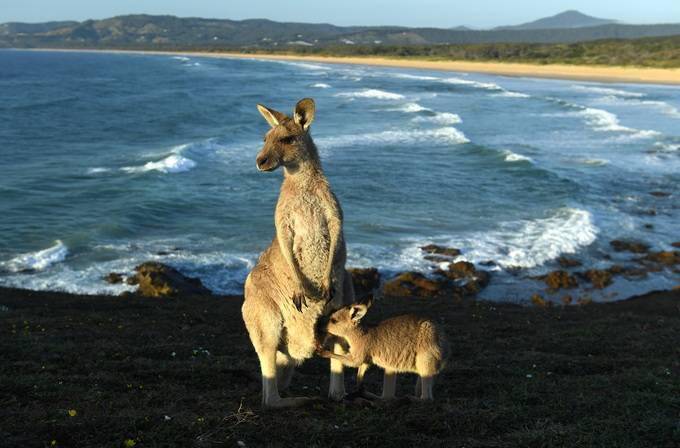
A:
[0,49,678,301]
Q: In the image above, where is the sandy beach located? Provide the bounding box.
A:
[24,48,680,85]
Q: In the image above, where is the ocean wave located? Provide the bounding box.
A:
[596,96,680,119]
[389,102,431,113]
[572,85,645,98]
[271,60,328,71]
[502,150,532,163]
[390,73,440,81]
[122,154,197,174]
[653,142,680,152]
[1,240,68,272]
[335,89,405,100]
[440,77,502,91]
[445,208,598,269]
[412,112,462,125]
[311,83,331,88]
[86,167,111,175]
[172,56,191,62]
[492,91,531,98]
[318,127,469,148]
[0,238,257,295]
[577,107,661,139]
[579,158,609,166]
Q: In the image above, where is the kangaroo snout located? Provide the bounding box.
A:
[256,153,277,172]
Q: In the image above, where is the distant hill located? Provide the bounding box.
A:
[1,13,679,50]
[497,10,616,30]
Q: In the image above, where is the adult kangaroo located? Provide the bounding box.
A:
[242,98,354,408]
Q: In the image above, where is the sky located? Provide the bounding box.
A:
[2,0,679,28]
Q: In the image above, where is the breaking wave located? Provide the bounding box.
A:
[122,154,196,174]
[502,150,532,163]
[318,127,469,148]
[335,89,405,100]
[1,241,68,272]
[445,208,598,269]
[572,85,645,98]
[412,112,462,125]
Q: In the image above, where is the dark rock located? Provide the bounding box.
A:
[582,269,613,289]
[104,273,125,284]
[132,262,211,297]
[382,272,448,298]
[561,295,573,305]
[424,255,454,263]
[420,244,461,258]
[541,270,578,291]
[479,260,497,267]
[610,239,650,254]
[126,276,139,286]
[672,242,680,249]
[643,224,654,230]
[557,256,582,268]
[348,267,381,300]
[438,261,477,281]
[531,294,548,307]
[649,191,671,197]
[643,251,680,266]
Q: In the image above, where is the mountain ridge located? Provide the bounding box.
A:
[1,12,679,49]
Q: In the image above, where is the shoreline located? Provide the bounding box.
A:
[15,47,680,85]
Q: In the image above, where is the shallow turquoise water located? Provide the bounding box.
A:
[0,50,678,300]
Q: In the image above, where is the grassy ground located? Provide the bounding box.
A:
[0,287,678,447]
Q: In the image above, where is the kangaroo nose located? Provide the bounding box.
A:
[256,155,268,169]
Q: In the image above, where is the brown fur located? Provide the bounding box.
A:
[242,98,354,408]
[321,304,449,400]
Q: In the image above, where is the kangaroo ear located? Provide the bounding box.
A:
[349,304,368,323]
[257,104,287,128]
[293,98,315,131]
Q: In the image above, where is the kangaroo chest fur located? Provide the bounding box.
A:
[275,179,340,288]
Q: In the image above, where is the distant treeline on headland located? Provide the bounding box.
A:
[237,36,680,68]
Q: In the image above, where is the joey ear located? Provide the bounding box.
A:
[293,98,315,131]
[257,104,287,128]
[349,304,368,323]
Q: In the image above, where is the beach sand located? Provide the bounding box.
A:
[25,48,680,85]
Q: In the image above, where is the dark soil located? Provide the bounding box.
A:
[0,287,679,447]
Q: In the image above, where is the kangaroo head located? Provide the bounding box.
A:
[255,98,316,172]
[326,303,368,337]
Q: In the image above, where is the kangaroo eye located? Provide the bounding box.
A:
[330,318,337,324]
[279,136,295,145]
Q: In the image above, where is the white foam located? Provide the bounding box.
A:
[493,91,530,98]
[596,96,680,119]
[390,73,440,81]
[412,112,462,125]
[2,241,68,272]
[318,127,469,148]
[335,89,405,100]
[445,208,598,269]
[572,85,645,98]
[172,56,191,62]
[577,107,660,139]
[580,158,609,166]
[122,154,196,174]
[654,142,680,152]
[502,150,532,163]
[311,83,331,88]
[441,77,502,91]
[392,102,431,113]
[87,167,111,174]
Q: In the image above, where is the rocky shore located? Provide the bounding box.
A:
[0,237,678,446]
[1,234,679,447]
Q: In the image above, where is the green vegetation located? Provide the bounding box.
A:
[241,35,680,68]
[1,288,678,447]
